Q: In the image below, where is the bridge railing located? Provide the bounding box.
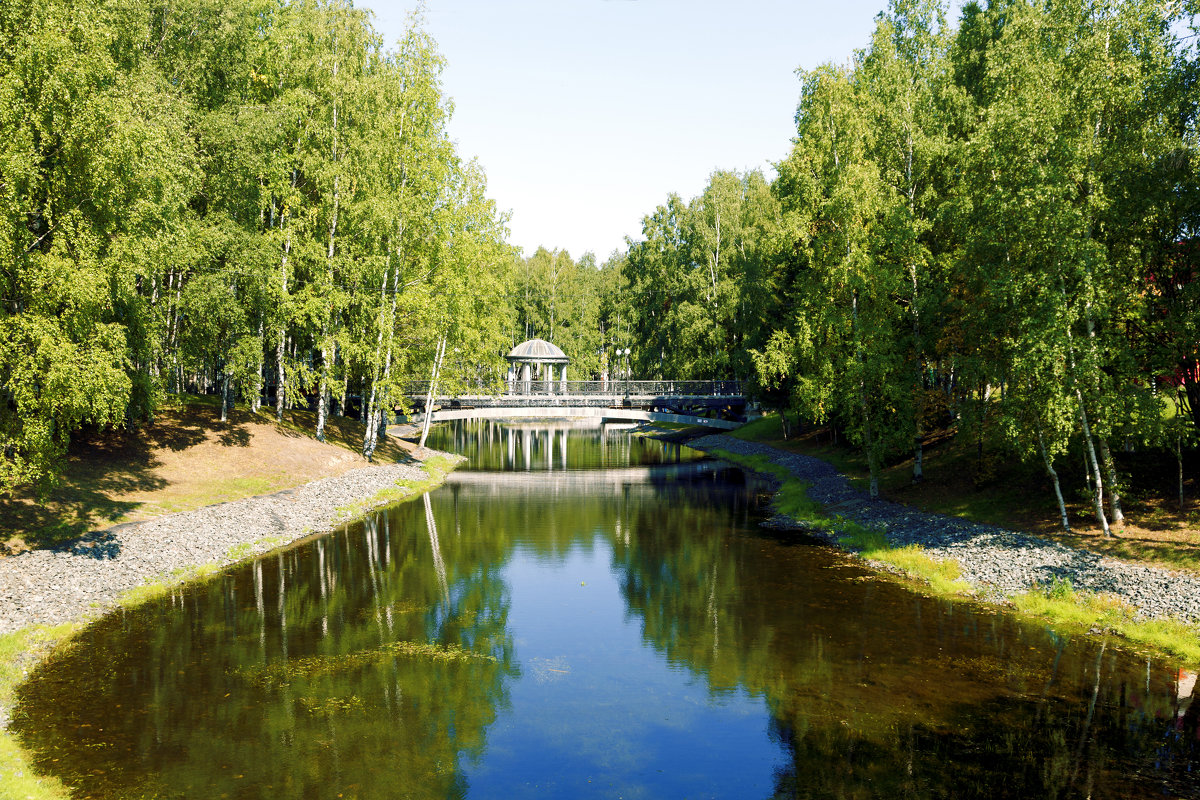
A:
[402,379,743,398]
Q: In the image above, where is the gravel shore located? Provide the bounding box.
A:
[689,434,1200,624]
[0,456,460,637]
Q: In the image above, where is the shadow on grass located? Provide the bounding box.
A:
[279,409,413,464]
[1,482,154,553]
[218,425,252,447]
[0,415,196,552]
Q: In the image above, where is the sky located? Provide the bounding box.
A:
[360,0,896,261]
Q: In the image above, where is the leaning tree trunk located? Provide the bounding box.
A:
[1066,320,1110,537]
[419,336,447,450]
[1076,389,1111,538]
[1097,438,1124,528]
[1037,426,1071,532]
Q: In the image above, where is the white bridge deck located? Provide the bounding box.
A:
[403,380,747,430]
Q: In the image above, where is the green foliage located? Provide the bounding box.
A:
[0,0,513,490]
[1013,583,1200,664]
[621,170,781,381]
[615,0,1199,520]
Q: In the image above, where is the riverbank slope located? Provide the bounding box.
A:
[686,433,1200,662]
[0,407,461,799]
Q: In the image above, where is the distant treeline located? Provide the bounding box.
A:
[613,0,1200,533]
[0,0,516,490]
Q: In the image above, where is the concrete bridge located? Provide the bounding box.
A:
[402,379,747,430]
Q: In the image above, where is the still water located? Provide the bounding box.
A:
[13,421,1200,799]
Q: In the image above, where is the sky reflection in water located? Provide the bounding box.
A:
[12,420,1200,799]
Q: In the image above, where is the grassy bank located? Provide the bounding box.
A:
[0,626,75,799]
[709,438,1200,667]
[0,397,419,554]
[731,413,1200,574]
[331,454,464,522]
[0,406,460,800]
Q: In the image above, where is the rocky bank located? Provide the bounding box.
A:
[0,457,460,637]
[689,433,1200,624]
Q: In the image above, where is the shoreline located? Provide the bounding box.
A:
[0,452,463,635]
[686,433,1200,627]
[0,451,463,732]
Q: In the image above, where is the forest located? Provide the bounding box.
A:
[612,0,1200,536]
[2,0,1199,540]
[0,0,519,491]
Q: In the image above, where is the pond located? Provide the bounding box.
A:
[12,420,1199,799]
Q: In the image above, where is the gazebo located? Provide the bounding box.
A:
[506,338,569,393]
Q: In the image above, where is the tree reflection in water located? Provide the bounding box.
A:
[13,422,1200,799]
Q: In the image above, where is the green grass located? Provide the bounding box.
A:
[1,625,78,800]
[0,453,463,798]
[115,564,221,608]
[729,414,785,442]
[333,455,464,522]
[714,438,1200,666]
[1011,580,1200,664]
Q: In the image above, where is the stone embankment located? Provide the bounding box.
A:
[689,434,1200,624]
[0,456,460,636]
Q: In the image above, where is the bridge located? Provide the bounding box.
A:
[401,379,747,430]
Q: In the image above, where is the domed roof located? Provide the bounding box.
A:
[506,338,569,363]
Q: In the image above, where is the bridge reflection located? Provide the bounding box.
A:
[427,419,704,472]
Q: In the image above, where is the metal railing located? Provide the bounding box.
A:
[402,379,743,399]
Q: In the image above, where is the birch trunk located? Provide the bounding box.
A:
[316,342,330,442]
[252,322,264,413]
[1082,313,1124,527]
[220,365,230,423]
[1076,388,1111,537]
[274,334,287,421]
[1065,306,1110,536]
[1097,437,1124,528]
[1037,427,1071,531]
[276,167,296,422]
[1177,428,1186,513]
[316,46,341,442]
[363,238,401,459]
[419,336,446,450]
[362,260,384,456]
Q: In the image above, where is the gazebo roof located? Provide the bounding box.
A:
[506,338,569,364]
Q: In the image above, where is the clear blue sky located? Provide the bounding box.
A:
[360,0,896,261]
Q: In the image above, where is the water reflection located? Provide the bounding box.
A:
[12,423,1200,799]
[424,418,697,471]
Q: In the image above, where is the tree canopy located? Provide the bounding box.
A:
[614,0,1199,526]
[0,0,515,490]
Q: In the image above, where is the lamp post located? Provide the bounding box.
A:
[622,347,631,399]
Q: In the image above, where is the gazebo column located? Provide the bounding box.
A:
[560,366,567,393]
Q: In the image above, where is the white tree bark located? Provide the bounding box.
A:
[1076,388,1111,537]
[1037,426,1071,531]
[419,336,446,450]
